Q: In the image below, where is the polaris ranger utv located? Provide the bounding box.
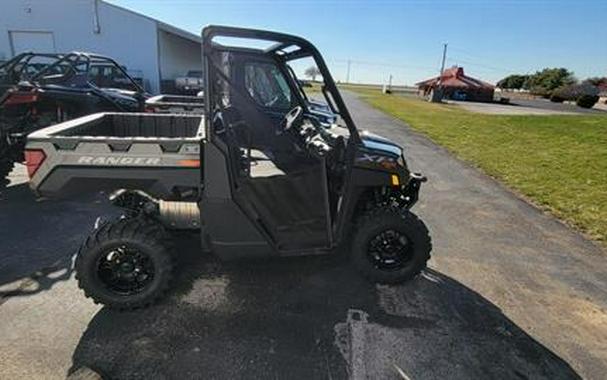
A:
[26,26,431,310]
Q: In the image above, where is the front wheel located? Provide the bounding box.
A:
[75,217,174,310]
[351,208,431,284]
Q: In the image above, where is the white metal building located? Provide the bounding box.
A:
[0,0,202,93]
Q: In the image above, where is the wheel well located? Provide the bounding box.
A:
[353,185,416,219]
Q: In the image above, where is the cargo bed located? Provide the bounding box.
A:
[26,112,204,199]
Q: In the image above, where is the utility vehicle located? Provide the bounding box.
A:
[0,52,63,97]
[175,70,204,94]
[26,26,431,310]
[1,52,147,184]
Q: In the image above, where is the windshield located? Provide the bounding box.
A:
[89,64,133,90]
[283,55,343,130]
[285,55,337,116]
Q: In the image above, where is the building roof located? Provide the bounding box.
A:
[102,0,201,43]
[416,66,494,90]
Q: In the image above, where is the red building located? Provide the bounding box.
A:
[416,66,495,102]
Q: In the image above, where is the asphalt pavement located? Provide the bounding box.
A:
[448,97,607,115]
[0,91,605,379]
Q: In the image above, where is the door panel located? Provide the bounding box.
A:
[207,50,332,252]
[234,158,331,251]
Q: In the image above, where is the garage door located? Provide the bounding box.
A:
[9,31,56,55]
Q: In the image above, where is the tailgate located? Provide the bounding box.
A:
[26,112,204,199]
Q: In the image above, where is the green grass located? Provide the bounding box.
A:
[352,88,607,247]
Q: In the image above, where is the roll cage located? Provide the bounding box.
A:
[30,52,145,93]
[202,25,361,143]
[200,25,372,256]
[0,52,63,83]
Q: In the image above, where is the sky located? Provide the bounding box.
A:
[110,0,607,86]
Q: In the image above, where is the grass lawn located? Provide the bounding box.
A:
[351,88,607,247]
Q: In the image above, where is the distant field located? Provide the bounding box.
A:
[306,82,417,96]
[352,88,607,247]
[339,83,417,93]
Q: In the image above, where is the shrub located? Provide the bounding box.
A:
[497,75,529,90]
[576,95,599,109]
[530,86,552,98]
[550,94,565,103]
[552,83,599,102]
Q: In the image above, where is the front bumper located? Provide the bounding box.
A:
[403,172,427,208]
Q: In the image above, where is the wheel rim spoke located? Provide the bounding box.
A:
[96,245,155,295]
[367,229,413,271]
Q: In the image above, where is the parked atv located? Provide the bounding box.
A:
[26,26,432,310]
[0,52,147,184]
[0,52,63,98]
[1,53,64,182]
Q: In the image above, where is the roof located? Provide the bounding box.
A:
[157,22,201,44]
[416,66,494,90]
[102,0,201,44]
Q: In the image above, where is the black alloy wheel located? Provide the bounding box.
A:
[96,244,155,296]
[367,229,413,271]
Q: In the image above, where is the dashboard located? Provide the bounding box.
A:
[290,114,347,168]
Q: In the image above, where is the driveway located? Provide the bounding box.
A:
[447,98,607,115]
[0,92,605,379]
[512,98,607,114]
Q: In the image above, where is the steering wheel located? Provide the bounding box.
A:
[278,106,303,135]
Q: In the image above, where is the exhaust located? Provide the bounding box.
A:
[109,189,200,230]
[158,200,200,229]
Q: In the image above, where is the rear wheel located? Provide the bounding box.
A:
[351,207,431,284]
[75,217,174,310]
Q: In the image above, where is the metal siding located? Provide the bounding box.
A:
[0,0,161,92]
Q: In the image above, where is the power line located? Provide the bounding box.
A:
[331,58,436,71]
[447,46,488,62]
[447,45,530,74]
[447,57,517,74]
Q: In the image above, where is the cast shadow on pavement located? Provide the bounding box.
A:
[69,236,581,380]
[0,255,73,300]
[0,183,111,296]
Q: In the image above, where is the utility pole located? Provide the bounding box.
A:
[383,74,393,94]
[346,60,351,84]
[439,43,448,81]
[431,43,448,102]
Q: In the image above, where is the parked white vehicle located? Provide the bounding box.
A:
[174,70,203,94]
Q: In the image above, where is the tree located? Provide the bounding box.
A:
[525,68,575,97]
[496,74,529,90]
[304,66,321,81]
[584,77,607,88]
